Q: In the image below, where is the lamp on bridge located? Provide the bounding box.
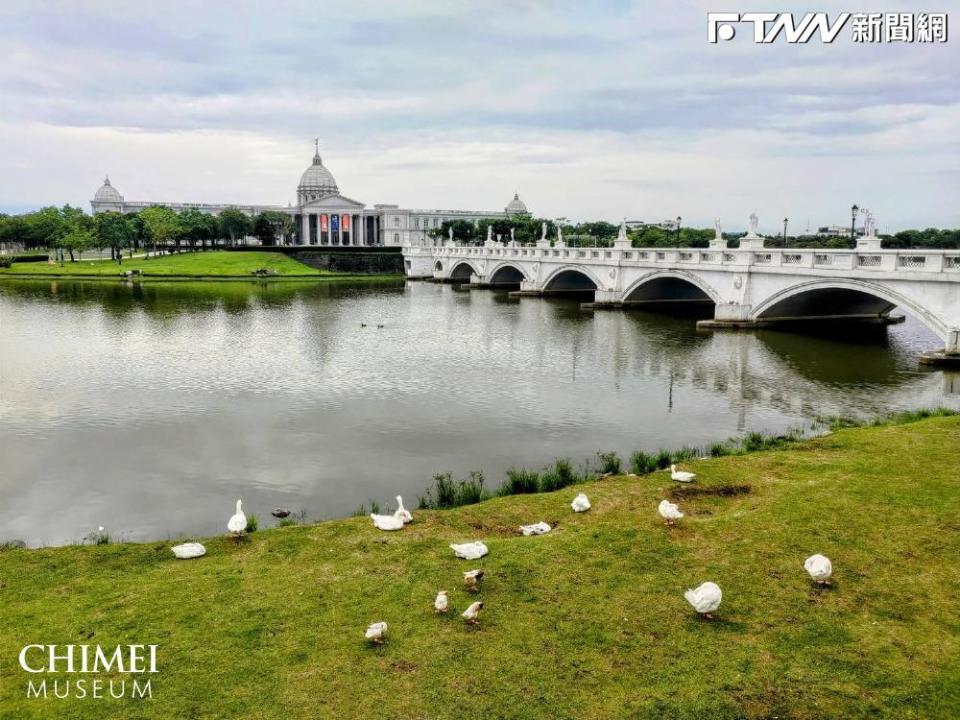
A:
[783,217,789,247]
[676,216,681,244]
[850,204,859,249]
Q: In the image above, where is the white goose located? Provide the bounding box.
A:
[394,496,413,524]
[450,541,488,560]
[571,493,591,513]
[804,554,833,585]
[434,590,449,613]
[684,581,722,619]
[370,512,404,531]
[462,601,484,625]
[658,499,684,525]
[365,621,388,645]
[171,542,206,559]
[519,521,551,536]
[670,464,696,483]
[227,499,247,536]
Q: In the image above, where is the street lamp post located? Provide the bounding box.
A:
[783,217,789,246]
[850,204,859,248]
[676,216,682,245]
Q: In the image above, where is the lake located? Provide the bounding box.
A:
[1,278,957,546]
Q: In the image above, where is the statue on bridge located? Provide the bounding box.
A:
[747,211,759,237]
[711,218,725,248]
[541,222,547,242]
[486,225,493,244]
[863,210,876,238]
[448,226,454,245]
[557,226,564,247]
[614,220,630,249]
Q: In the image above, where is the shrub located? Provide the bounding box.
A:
[742,431,767,453]
[500,468,540,495]
[419,471,491,509]
[709,442,733,457]
[539,458,579,493]
[671,446,700,463]
[245,515,258,533]
[83,527,110,545]
[0,257,11,268]
[654,449,673,470]
[596,451,621,475]
[457,471,488,506]
[629,450,657,475]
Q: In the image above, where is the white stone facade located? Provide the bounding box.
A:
[90,148,530,247]
[406,243,960,354]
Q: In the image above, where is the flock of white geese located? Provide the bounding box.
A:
[169,464,834,645]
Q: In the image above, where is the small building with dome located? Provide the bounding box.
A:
[91,144,530,247]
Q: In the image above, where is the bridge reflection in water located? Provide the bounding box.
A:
[0,278,957,546]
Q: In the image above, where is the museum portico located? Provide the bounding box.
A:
[91,144,529,247]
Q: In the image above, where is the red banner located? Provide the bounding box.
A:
[320,214,328,232]
[342,214,350,231]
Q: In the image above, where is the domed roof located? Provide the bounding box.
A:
[505,192,528,215]
[93,175,123,203]
[298,147,338,199]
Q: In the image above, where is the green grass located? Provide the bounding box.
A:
[0,250,337,278]
[2,417,959,718]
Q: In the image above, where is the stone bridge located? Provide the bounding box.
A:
[403,236,960,363]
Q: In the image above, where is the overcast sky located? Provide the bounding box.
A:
[1,1,957,232]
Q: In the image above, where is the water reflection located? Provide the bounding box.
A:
[1,278,956,547]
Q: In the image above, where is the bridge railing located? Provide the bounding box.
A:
[406,243,960,277]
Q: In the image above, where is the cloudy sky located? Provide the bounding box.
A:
[1,1,957,232]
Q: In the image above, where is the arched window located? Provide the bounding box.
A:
[393,233,399,243]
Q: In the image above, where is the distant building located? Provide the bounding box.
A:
[625,219,679,232]
[816,224,867,238]
[91,145,529,247]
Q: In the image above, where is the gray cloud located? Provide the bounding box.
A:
[0,0,957,229]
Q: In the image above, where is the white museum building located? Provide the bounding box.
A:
[91,145,530,247]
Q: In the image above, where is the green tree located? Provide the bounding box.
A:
[59,228,94,262]
[219,208,252,246]
[178,209,219,250]
[252,211,294,246]
[94,211,134,261]
[0,214,29,251]
[22,206,66,251]
[139,205,180,256]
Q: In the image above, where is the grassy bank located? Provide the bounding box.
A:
[2,416,959,718]
[0,250,396,279]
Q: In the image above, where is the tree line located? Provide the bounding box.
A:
[430,217,959,250]
[0,205,295,261]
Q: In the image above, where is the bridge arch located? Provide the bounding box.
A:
[486,262,528,285]
[434,260,443,272]
[620,270,721,305]
[751,278,950,342]
[449,260,479,281]
[541,264,601,294]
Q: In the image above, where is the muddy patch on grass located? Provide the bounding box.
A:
[669,484,752,499]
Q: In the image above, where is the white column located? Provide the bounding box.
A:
[338,214,344,246]
[301,213,309,246]
[357,214,364,246]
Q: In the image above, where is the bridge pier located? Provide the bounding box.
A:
[920,329,960,367]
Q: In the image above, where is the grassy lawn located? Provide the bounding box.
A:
[1,417,958,719]
[0,251,328,277]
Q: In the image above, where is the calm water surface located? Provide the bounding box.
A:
[2,278,957,546]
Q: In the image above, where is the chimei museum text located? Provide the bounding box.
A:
[18,644,158,700]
